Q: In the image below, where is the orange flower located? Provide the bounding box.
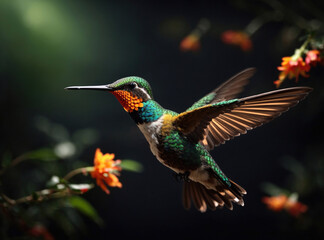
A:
[262,194,308,217]
[274,35,321,88]
[180,34,201,52]
[262,195,288,212]
[221,30,252,51]
[90,148,122,194]
[305,50,321,66]
[275,56,310,88]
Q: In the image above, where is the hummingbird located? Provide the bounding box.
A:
[65,68,311,212]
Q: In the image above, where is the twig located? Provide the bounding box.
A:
[1,188,78,207]
[63,167,93,181]
[1,193,16,206]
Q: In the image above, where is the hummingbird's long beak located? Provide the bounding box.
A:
[64,85,113,91]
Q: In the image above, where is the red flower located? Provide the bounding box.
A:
[305,50,321,66]
[28,224,54,240]
[80,188,90,194]
[221,30,252,51]
[275,34,322,87]
[275,56,310,88]
[90,148,122,194]
[262,194,308,217]
[180,34,201,52]
[285,199,308,217]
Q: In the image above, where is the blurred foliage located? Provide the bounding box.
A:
[261,144,324,235]
[0,118,97,239]
[0,117,143,239]
[120,159,144,173]
[68,196,103,226]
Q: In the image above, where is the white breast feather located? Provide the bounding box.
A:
[137,116,180,173]
[137,117,163,159]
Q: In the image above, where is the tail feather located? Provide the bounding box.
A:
[190,181,206,211]
[230,179,247,195]
[182,179,246,212]
[200,186,218,210]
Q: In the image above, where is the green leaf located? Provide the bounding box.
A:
[281,156,305,176]
[260,182,290,196]
[120,159,144,172]
[68,196,103,226]
[26,148,58,161]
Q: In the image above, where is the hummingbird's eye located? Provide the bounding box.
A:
[129,82,137,89]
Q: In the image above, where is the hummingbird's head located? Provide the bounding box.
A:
[65,76,153,113]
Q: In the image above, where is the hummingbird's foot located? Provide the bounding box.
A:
[173,171,190,182]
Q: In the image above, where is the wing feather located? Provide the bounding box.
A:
[201,87,312,150]
[186,68,255,111]
[210,68,256,103]
[174,87,312,150]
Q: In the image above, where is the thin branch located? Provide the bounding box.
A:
[1,193,16,206]
[1,188,77,207]
[0,166,94,207]
[63,167,93,181]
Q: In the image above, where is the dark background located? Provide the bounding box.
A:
[1,0,324,239]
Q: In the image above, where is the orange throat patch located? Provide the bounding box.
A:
[112,90,144,112]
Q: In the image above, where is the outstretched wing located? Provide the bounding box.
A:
[174,100,240,142]
[174,87,312,150]
[186,68,256,111]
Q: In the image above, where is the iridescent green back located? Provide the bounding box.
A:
[186,93,216,111]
